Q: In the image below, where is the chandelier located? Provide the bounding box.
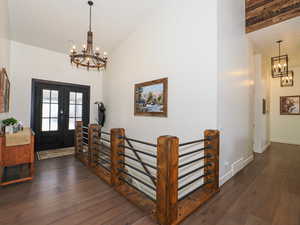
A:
[70,1,107,71]
[281,71,294,87]
[271,40,288,78]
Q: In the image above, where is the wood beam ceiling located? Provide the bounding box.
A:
[246,0,300,33]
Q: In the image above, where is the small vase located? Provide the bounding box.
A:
[5,125,13,134]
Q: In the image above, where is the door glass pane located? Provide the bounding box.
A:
[51,90,58,103]
[69,118,75,130]
[41,88,60,132]
[68,91,84,130]
[50,118,58,131]
[43,90,50,103]
[42,103,50,118]
[70,92,76,104]
[76,105,82,117]
[76,93,83,104]
[51,104,58,117]
[42,118,50,131]
[69,105,75,117]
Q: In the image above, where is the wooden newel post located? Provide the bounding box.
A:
[204,130,220,192]
[110,128,125,186]
[75,121,83,158]
[156,136,179,225]
[88,124,100,167]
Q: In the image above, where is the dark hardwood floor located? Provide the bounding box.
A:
[0,142,299,225]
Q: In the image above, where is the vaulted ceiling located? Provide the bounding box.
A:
[248,16,300,61]
[8,0,161,54]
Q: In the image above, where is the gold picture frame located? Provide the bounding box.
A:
[134,78,168,117]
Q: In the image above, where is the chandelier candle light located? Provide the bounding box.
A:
[271,40,288,78]
[70,1,107,71]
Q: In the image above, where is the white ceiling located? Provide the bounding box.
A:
[8,0,161,54]
[248,17,300,59]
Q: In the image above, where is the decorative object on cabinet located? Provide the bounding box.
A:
[0,128,35,186]
[0,68,10,113]
[1,118,23,134]
[134,78,168,117]
[280,96,300,115]
[280,71,294,87]
[271,40,289,78]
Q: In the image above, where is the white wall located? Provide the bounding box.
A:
[218,0,255,185]
[0,0,10,69]
[270,64,300,145]
[103,0,218,196]
[104,0,218,142]
[0,0,10,120]
[9,41,103,126]
[253,54,270,153]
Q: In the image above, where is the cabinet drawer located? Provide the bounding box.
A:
[2,145,33,166]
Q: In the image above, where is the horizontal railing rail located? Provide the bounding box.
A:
[74,122,219,225]
[119,136,157,147]
[179,138,209,147]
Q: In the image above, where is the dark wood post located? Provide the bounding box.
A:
[110,128,125,186]
[204,130,220,192]
[75,121,83,158]
[156,136,179,225]
[88,124,100,167]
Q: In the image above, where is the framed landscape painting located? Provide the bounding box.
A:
[134,78,168,117]
[280,96,300,115]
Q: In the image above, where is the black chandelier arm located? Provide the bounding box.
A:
[91,57,98,67]
[71,54,107,63]
[70,56,106,69]
[72,61,106,69]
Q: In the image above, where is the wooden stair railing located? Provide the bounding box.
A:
[74,121,220,225]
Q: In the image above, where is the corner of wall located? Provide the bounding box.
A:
[220,154,254,186]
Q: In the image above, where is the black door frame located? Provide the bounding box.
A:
[31,79,90,151]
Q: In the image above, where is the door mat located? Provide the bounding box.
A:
[36,147,75,160]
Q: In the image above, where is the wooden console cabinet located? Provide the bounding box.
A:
[0,129,35,186]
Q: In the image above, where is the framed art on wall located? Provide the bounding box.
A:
[134,78,168,117]
[262,98,267,114]
[280,96,300,115]
[0,68,10,113]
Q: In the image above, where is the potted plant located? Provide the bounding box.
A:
[1,118,18,134]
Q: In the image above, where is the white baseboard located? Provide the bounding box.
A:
[219,154,254,186]
[219,169,233,186]
[261,142,271,153]
[232,157,245,176]
[243,154,254,167]
[270,139,300,146]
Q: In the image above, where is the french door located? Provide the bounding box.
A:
[31,79,90,151]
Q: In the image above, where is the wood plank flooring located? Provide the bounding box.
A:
[0,142,299,225]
